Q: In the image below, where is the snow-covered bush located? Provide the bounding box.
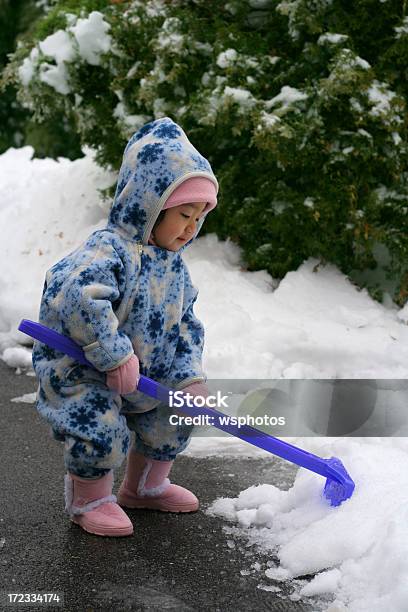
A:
[6,0,408,304]
[0,0,82,158]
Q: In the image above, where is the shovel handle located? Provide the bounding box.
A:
[18,319,336,479]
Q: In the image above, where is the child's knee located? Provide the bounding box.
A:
[64,427,131,475]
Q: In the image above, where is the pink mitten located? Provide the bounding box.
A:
[106,354,140,395]
[181,381,210,400]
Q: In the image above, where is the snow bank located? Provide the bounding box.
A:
[208,437,408,611]
[1,144,407,375]
[0,146,115,353]
[187,237,408,379]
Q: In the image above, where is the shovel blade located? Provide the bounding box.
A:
[323,457,355,506]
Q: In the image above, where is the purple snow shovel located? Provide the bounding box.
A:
[18,319,355,507]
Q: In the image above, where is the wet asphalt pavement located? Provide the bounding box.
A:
[0,359,315,612]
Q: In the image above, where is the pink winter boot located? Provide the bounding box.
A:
[64,471,134,536]
[117,451,199,513]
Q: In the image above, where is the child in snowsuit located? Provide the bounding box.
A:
[32,117,218,537]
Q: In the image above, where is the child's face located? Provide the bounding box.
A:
[153,202,207,251]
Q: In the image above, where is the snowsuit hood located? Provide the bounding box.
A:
[107,117,219,251]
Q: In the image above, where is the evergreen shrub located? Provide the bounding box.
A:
[6,0,408,304]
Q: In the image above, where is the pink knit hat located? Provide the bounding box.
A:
[163,177,217,213]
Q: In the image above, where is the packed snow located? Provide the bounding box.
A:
[1,145,408,611]
[0,146,116,353]
[206,437,408,611]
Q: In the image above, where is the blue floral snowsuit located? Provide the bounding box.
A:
[32,117,218,478]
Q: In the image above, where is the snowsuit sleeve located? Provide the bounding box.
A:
[169,290,206,389]
[50,242,134,372]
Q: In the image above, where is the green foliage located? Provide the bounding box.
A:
[0,0,82,157]
[6,0,408,304]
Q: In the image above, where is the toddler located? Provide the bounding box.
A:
[32,117,218,537]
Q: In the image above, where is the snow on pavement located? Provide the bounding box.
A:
[207,437,408,610]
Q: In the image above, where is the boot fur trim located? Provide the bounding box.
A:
[64,474,117,517]
[136,459,171,497]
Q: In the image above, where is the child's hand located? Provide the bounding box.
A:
[174,381,210,416]
[181,381,210,399]
[106,354,140,395]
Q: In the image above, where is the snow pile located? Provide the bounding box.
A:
[2,346,33,369]
[208,437,408,611]
[0,146,116,352]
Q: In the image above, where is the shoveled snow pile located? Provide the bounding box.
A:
[207,437,408,611]
[0,146,115,353]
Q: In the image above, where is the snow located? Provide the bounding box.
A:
[399,302,408,323]
[113,102,150,135]
[18,48,39,86]
[353,56,370,70]
[144,0,167,19]
[257,110,281,129]
[18,12,112,93]
[39,30,75,66]
[392,131,402,145]
[208,438,408,610]
[1,145,408,611]
[222,86,257,109]
[68,12,112,66]
[318,33,348,45]
[192,41,212,56]
[156,18,184,54]
[216,49,238,69]
[0,146,116,351]
[265,85,308,110]
[11,392,37,404]
[395,17,408,39]
[2,347,33,369]
[303,197,314,209]
[357,128,372,139]
[367,80,400,123]
[39,61,71,95]
[191,243,408,378]
[299,568,341,596]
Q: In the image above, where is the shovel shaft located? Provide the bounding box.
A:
[18,320,336,481]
